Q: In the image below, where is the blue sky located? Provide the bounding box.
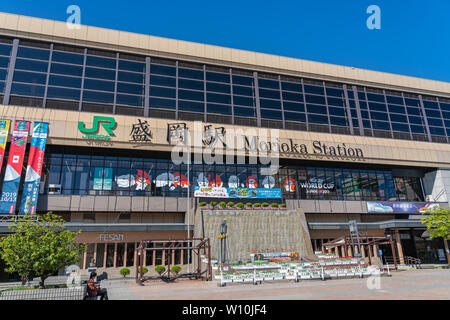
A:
[1,1,449,82]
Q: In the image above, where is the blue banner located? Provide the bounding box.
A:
[19,122,48,215]
[367,201,440,214]
[194,186,282,199]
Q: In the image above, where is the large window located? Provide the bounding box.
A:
[3,38,449,144]
[39,152,423,201]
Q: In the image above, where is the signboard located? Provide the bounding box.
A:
[0,119,10,174]
[0,121,30,214]
[367,202,440,214]
[299,177,335,195]
[94,167,113,190]
[78,116,116,141]
[194,186,282,199]
[19,122,49,215]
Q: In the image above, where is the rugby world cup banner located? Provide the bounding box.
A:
[194,186,282,199]
[0,120,11,172]
[20,122,49,215]
[0,120,30,214]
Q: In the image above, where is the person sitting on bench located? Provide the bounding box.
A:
[87,272,108,300]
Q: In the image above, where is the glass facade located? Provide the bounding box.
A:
[0,36,449,144]
[40,152,423,201]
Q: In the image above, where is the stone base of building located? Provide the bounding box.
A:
[194,208,314,262]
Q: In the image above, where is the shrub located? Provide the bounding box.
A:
[227,202,235,207]
[199,202,207,207]
[120,268,130,278]
[262,202,269,207]
[218,201,227,208]
[246,202,253,208]
[155,265,166,275]
[271,203,279,208]
[236,202,244,209]
[137,266,148,275]
[280,203,286,208]
[209,201,217,208]
[253,203,261,208]
[171,265,182,275]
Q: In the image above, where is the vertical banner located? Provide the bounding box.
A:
[0,119,11,173]
[20,122,49,215]
[0,120,30,214]
[94,167,113,191]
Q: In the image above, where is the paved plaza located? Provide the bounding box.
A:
[104,269,450,300]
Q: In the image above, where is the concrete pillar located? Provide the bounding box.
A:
[361,245,366,258]
[443,239,450,264]
[394,228,405,264]
[113,243,117,268]
[373,245,378,257]
[340,246,346,257]
[347,246,353,257]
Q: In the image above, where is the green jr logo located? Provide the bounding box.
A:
[78,116,116,140]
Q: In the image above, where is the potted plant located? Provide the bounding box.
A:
[262,202,269,208]
[209,201,217,209]
[246,202,253,209]
[137,266,148,275]
[170,265,182,276]
[253,203,261,209]
[280,203,287,210]
[120,268,130,278]
[236,202,244,209]
[270,203,279,209]
[226,201,235,209]
[155,265,166,276]
[199,201,207,208]
[218,201,227,209]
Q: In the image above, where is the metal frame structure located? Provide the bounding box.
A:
[135,238,212,285]
[322,234,398,270]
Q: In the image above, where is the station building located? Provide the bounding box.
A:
[0,13,449,277]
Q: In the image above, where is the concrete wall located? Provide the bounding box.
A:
[423,169,450,204]
[194,209,314,263]
[287,199,369,213]
[38,195,190,213]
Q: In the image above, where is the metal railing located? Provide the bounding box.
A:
[0,215,39,223]
[405,256,422,269]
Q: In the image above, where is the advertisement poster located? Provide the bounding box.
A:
[94,167,113,190]
[194,186,282,199]
[367,201,440,214]
[0,120,30,214]
[0,119,10,173]
[19,122,49,215]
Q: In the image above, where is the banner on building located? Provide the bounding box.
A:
[0,120,30,214]
[194,186,282,199]
[19,122,49,215]
[367,201,440,214]
[0,119,11,173]
[94,167,113,190]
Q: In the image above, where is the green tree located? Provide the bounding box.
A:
[120,268,130,278]
[0,212,84,288]
[421,206,450,240]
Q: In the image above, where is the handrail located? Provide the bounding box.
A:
[0,215,39,223]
